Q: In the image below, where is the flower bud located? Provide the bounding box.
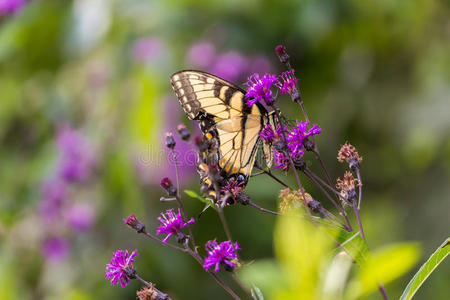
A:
[275,45,290,64]
[123,214,146,233]
[160,177,177,196]
[165,132,176,149]
[176,123,190,141]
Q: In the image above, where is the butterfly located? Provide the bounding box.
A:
[170,70,275,189]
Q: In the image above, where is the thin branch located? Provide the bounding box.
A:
[255,161,291,189]
[248,201,282,216]
[232,272,255,300]
[171,149,197,251]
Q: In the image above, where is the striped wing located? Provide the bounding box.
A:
[170,70,271,179]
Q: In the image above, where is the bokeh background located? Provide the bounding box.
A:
[0,0,449,299]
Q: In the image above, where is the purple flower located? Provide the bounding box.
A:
[0,0,25,14]
[259,123,276,143]
[286,120,321,153]
[131,37,164,62]
[203,240,241,273]
[42,237,69,263]
[39,178,68,223]
[247,55,272,75]
[186,42,216,69]
[64,203,95,232]
[210,51,247,82]
[275,70,298,94]
[273,148,305,172]
[57,125,94,182]
[105,250,138,288]
[244,73,278,107]
[156,209,194,243]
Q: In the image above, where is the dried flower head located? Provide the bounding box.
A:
[203,240,241,273]
[137,285,158,300]
[278,188,313,213]
[337,142,362,169]
[336,171,360,202]
[156,208,194,243]
[244,73,278,107]
[105,250,138,288]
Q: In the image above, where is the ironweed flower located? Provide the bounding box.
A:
[156,209,194,243]
[286,120,321,154]
[42,237,69,263]
[203,240,241,273]
[186,41,216,69]
[274,148,305,172]
[275,70,298,94]
[245,73,278,107]
[0,0,25,14]
[57,125,94,182]
[105,250,138,288]
[259,123,277,144]
[337,142,362,169]
[221,178,247,204]
[210,51,247,82]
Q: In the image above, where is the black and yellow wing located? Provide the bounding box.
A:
[170,70,274,182]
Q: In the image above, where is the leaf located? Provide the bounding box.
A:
[251,285,265,300]
[184,190,213,207]
[347,242,421,298]
[238,259,285,296]
[325,227,370,266]
[400,237,450,300]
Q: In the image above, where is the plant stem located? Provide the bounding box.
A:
[232,272,255,300]
[255,161,290,189]
[248,201,282,216]
[355,167,363,210]
[274,109,310,214]
[217,206,233,242]
[143,230,187,252]
[171,149,197,251]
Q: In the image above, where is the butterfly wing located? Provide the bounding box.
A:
[170,70,271,180]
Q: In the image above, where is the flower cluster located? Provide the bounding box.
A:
[244,73,278,107]
[105,250,138,288]
[156,209,194,243]
[203,240,241,273]
[38,125,96,262]
[261,121,321,172]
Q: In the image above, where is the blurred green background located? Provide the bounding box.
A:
[0,0,448,299]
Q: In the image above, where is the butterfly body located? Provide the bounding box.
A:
[170,70,275,188]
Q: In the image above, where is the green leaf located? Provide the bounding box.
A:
[347,242,421,298]
[251,285,265,300]
[184,190,214,207]
[325,227,370,266]
[400,237,450,300]
[238,259,285,296]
